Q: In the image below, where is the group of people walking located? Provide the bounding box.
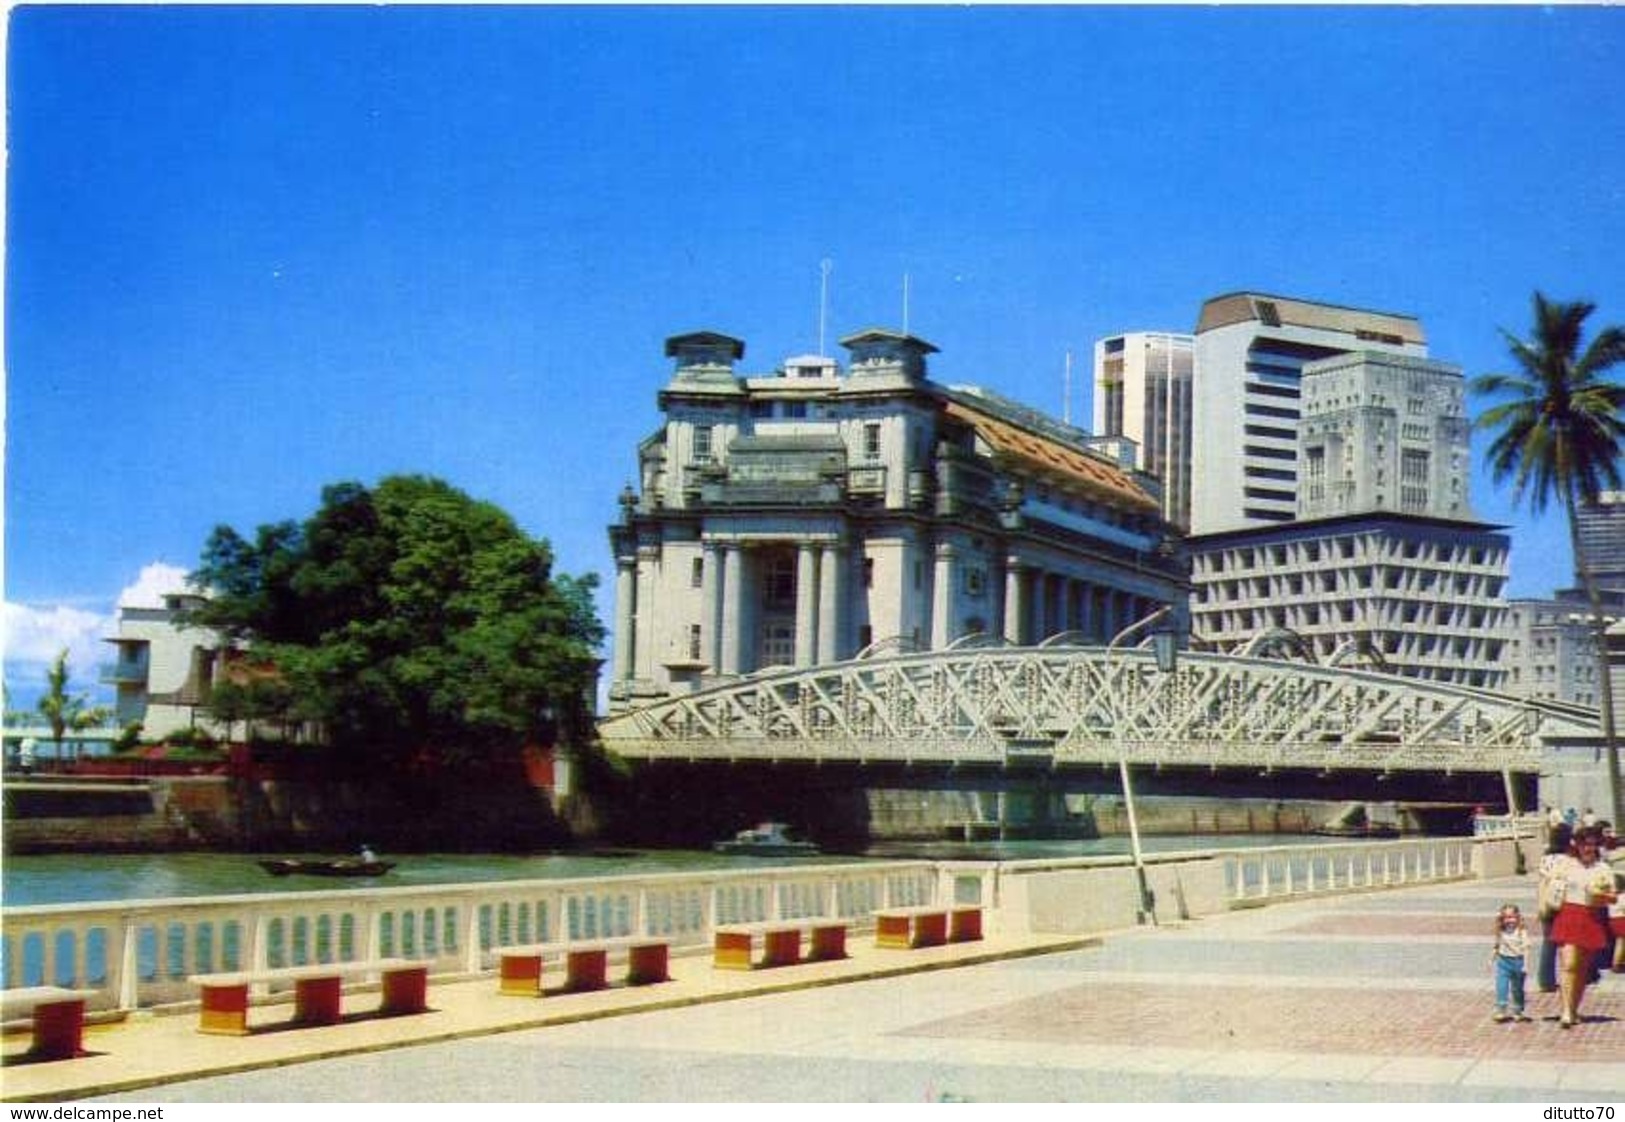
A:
[1494,818,1622,1027]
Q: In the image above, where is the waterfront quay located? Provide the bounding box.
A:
[4,835,1622,1102]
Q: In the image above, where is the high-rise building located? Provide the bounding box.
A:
[605,327,1187,712]
[1576,491,1625,595]
[1297,351,1472,521]
[1092,332,1194,531]
[1189,293,1427,536]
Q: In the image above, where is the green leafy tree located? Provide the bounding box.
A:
[1471,293,1625,825]
[185,476,604,773]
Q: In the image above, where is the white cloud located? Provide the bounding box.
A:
[117,562,194,609]
[1,601,110,687]
[4,561,197,703]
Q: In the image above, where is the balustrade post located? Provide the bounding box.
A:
[116,914,140,1011]
[247,910,271,997]
[701,883,716,939]
[1259,860,1271,899]
[460,898,482,974]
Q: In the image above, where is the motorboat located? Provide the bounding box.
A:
[258,858,396,878]
[712,821,820,857]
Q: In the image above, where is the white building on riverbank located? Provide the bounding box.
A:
[605,327,1189,712]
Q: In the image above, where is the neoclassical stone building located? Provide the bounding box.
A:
[606,328,1188,712]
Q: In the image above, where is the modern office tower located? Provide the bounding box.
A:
[1576,491,1625,595]
[1188,514,1510,689]
[605,328,1188,712]
[1502,595,1611,707]
[1297,351,1473,521]
[1092,332,1195,531]
[1189,293,1427,536]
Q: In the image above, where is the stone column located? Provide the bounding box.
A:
[720,544,743,675]
[635,547,658,680]
[795,543,818,667]
[701,541,722,671]
[613,556,636,682]
[932,542,955,649]
[818,542,843,664]
[1004,561,1026,645]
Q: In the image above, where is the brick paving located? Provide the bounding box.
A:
[900,979,1622,1062]
[1280,913,1503,937]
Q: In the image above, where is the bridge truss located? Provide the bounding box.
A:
[599,645,1599,774]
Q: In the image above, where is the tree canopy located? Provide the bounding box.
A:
[187,476,604,768]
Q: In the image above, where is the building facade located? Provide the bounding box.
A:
[102,591,228,741]
[1092,332,1195,532]
[1576,491,1625,595]
[1189,514,1510,689]
[606,328,1188,712]
[1502,595,1609,707]
[1297,350,1473,522]
[1189,292,1428,536]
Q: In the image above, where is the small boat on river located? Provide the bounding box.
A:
[257,858,396,878]
[712,821,820,857]
[1311,802,1400,840]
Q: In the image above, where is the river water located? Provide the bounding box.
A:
[0,834,1332,908]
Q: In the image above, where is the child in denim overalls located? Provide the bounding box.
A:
[1491,903,1532,1022]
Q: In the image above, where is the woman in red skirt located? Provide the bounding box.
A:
[1551,826,1618,1027]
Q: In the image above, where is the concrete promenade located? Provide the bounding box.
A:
[5,873,1623,1102]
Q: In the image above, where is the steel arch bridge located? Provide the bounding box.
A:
[598,643,1600,775]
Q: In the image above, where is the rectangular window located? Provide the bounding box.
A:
[863,422,882,461]
[691,557,704,588]
[688,624,702,661]
[1244,445,1297,461]
[693,425,713,461]
[783,402,808,419]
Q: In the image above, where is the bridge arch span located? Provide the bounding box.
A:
[599,647,1598,776]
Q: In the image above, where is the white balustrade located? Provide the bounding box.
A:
[0,860,939,1012]
[1,838,1491,1014]
[1222,837,1477,904]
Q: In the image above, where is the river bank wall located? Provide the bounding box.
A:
[1,774,1428,854]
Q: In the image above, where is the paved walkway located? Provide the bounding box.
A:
[6,875,1624,1102]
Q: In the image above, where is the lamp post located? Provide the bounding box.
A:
[1105,604,1178,926]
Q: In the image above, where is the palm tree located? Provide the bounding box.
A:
[36,648,87,768]
[1472,292,1625,826]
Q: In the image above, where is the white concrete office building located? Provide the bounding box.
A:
[1189,293,1427,536]
[1092,332,1195,531]
[606,328,1188,713]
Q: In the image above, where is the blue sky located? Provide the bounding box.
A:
[4,5,1623,708]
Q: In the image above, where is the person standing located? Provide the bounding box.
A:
[1550,826,1618,1028]
[1489,903,1532,1022]
[1536,822,1572,992]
